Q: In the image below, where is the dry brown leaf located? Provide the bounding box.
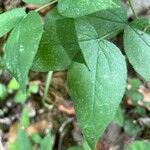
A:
[7,120,51,145]
[26,120,51,136]
[58,101,75,115]
[7,122,19,143]
[139,86,150,102]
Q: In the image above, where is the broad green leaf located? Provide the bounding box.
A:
[31,10,74,72]
[125,141,150,150]
[113,107,124,127]
[82,140,91,150]
[22,0,52,5]
[124,18,150,82]
[82,7,127,39]
[16,129,32,150]
[32,7,127,72]
[3,11,43,90]
[74,17,125,70]
[57,0,120,18]
[40,133,52,150]
[0,8,26,38]
[68,40,127,148]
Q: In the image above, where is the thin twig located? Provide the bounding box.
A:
[128,0,138,19]
[35,0,58,12]
[58,118,74,150]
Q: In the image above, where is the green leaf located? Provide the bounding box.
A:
[8,142,16,150]
[40,133,52,150]
[0,83,7,100]
[7,78,20,91]
[3,11,43,90]
[67,146,84,150]
[113,107,124,127]
[20,108,30,128]
[0,8,26,38]
[22,0,52,5]
[31,133,42,144]
[124,120,141,136]
[82,140,91,150]
[67,140,91,150]
[133,107,146,117]
[68,40,127,148]
[125,141,150,150]
[82,7,127,39]
[128,78,141,91]
[27,83,39,95]
[16,129,32,150]
[126,91,143,104]
[31,10,73,72]
[32,8,127,72]
[124,18,150,82]
[14,90,27,104]
[57,0,120,18]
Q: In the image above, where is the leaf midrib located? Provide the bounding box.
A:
[91,40,112,133]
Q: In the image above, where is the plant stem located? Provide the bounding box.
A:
[42,71,53,107]
[36,0,58,12]
[128,0,138,19]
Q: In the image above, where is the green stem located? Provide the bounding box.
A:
[35,0,58,12]
[128,0,138,19]
[42,71,53,107]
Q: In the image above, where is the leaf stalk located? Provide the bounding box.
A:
[36,0,58,12]
[42,71,53,108]
[128,0,138,19]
